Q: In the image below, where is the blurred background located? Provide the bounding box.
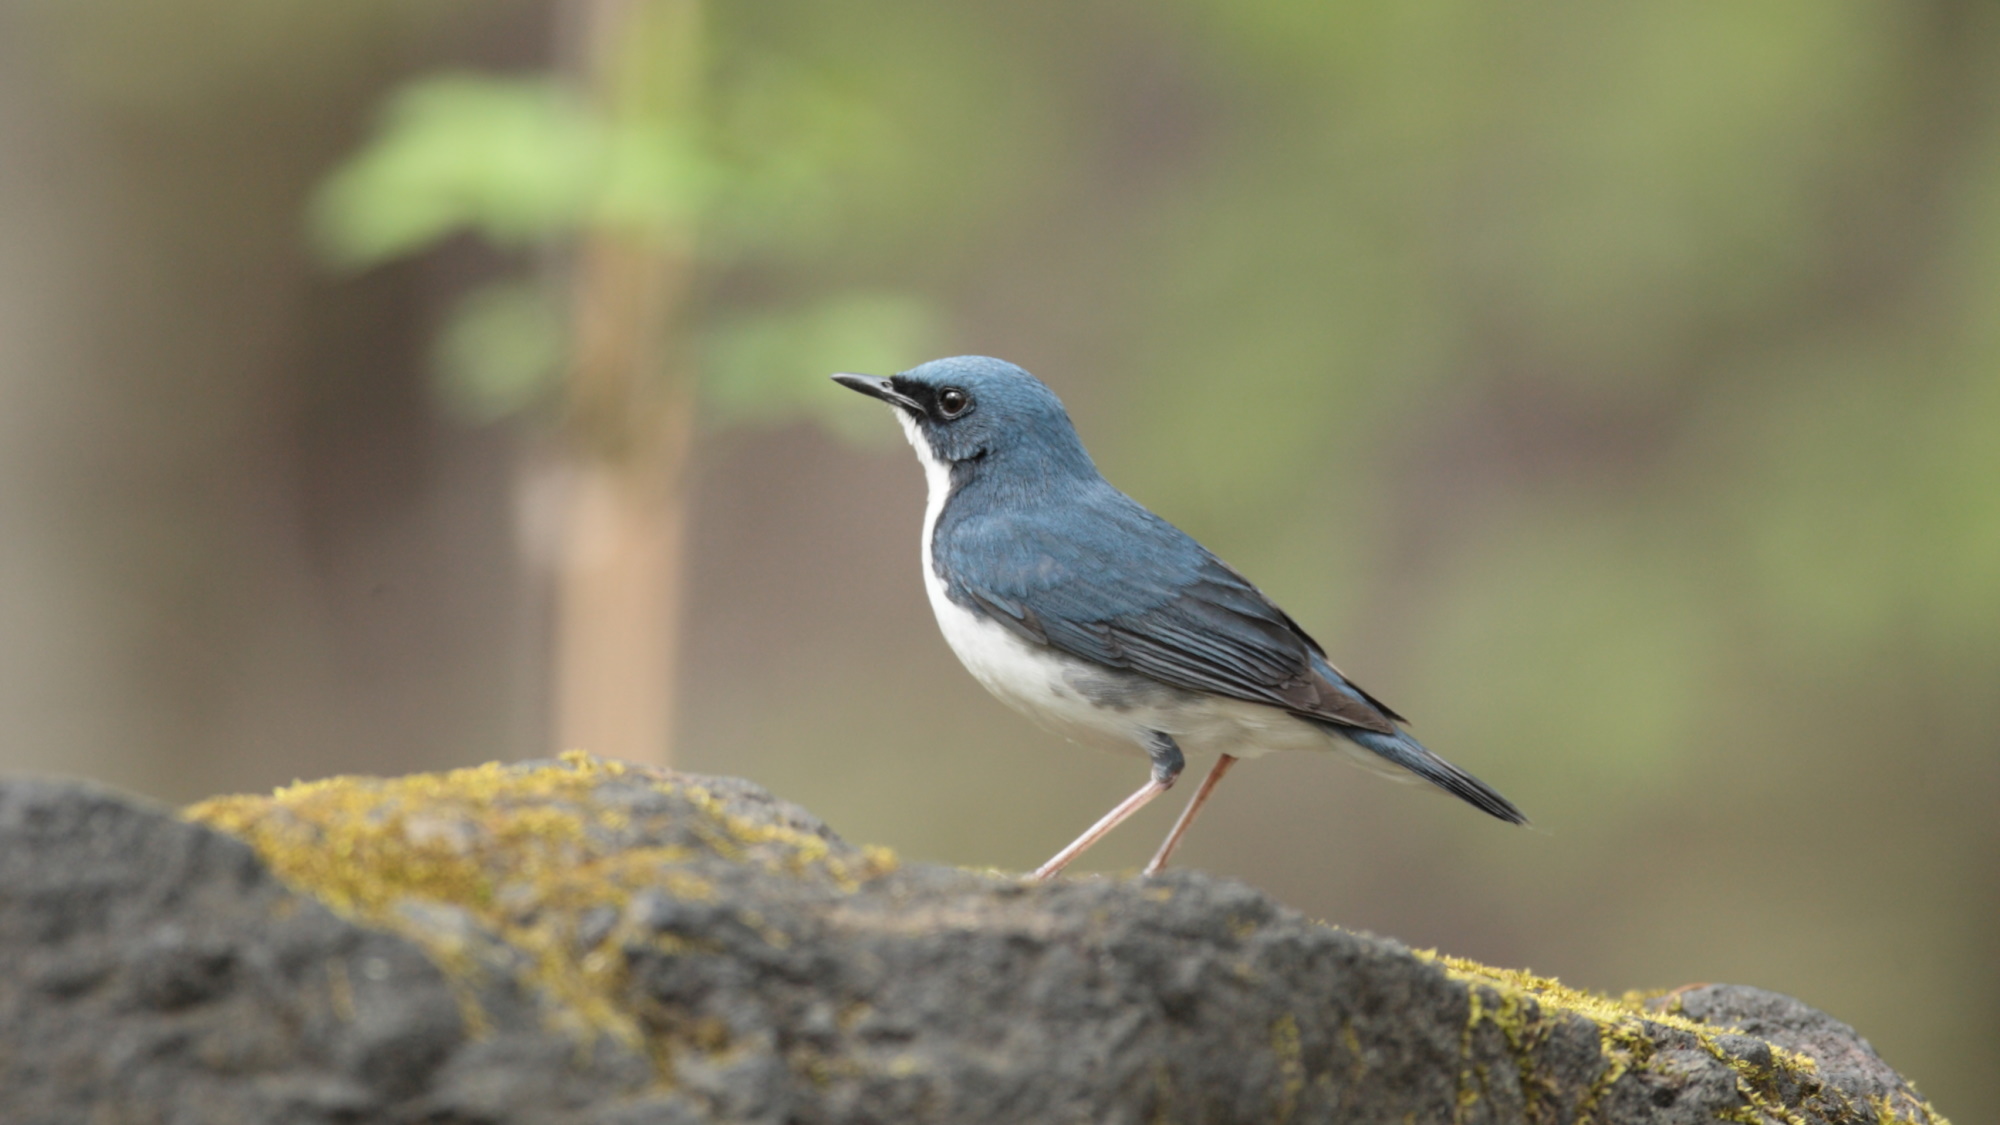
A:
[2,0,1995,1116]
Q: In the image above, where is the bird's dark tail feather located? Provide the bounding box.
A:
[1318,723,1530,825]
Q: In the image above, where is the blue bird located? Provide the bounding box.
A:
[834,356,1527,879]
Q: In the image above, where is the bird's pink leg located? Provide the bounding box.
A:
[1032,776,1174,880]
[1142,754,1238,875]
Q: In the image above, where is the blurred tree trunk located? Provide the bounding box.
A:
[551,0,700,766]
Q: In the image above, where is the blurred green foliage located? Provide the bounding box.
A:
[431,277,569,423]
[308,49,939,427]
[311,76,618,264]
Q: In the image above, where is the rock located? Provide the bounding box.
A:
[0,755,1951,1124]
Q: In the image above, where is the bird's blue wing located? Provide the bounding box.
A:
[936,485,1405,733]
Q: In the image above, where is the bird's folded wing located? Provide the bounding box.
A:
[948,505,1404,733]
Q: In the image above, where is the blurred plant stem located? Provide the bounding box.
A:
[549,0,700,766]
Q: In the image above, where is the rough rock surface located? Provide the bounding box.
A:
[0,756,1950,1124]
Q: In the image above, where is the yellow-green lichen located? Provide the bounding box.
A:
[1873,1092,1948,1125]
[185,752,896,1062]
[1271,1012,1305,1123]
[1419,953,1950,1125]
[1453,974,1556,1120]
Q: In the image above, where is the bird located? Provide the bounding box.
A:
[832,356,1527,879]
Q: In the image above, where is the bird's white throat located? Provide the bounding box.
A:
[896,410,997,687]
[895,410,953,595]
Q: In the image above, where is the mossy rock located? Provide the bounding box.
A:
[0,754,1950,1124]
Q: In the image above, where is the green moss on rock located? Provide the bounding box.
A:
[187,752,894,1052]
[1421,955,1946,1125]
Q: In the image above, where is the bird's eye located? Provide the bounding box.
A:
[937,388,971,418]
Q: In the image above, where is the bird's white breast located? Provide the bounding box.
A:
[895,413,1330,762]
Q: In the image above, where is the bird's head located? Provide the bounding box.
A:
[833,356,1096,477]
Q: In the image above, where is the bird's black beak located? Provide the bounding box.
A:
[831,372,922,413]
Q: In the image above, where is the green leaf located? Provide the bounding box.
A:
[430,278,567,423]
[592,120,726,234]
[309,73,601,268]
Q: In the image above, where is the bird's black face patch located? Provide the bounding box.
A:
[888,376,992,463]
[887,377,974,426]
